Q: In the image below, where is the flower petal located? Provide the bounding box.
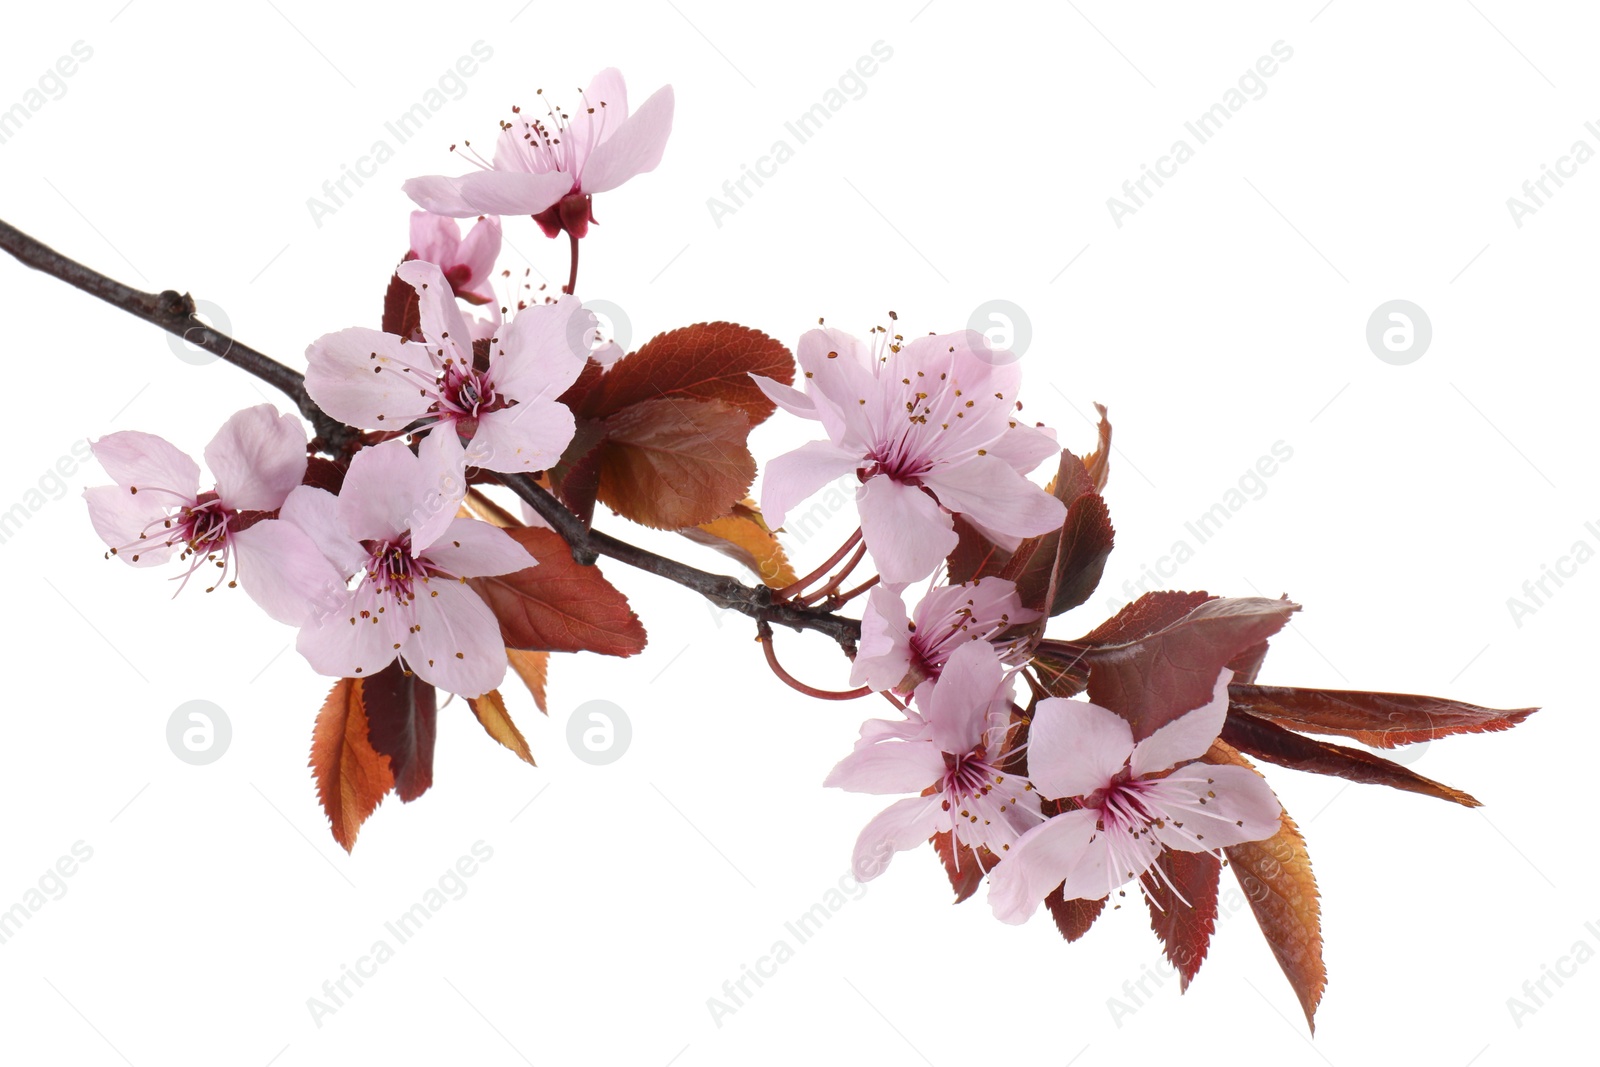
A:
[823,738,946,795]
[922,454,1066,542]
[83,485,173,566]
[455,169,571,216]
[850,795,945,882]
[402,174,481,217]
[232,520,349,627]
[279,485,364,577]
[204,405,307,512]
[581,84,674,194]
[1129,668,1234,779]
[398,260,474,371]
[410,428,468,552]
[493,296,592,400]
[337,439,420,544]
[90,431,200,501]
[849,585,914,691]
[1058,819,1160,901]
[304,327,435,429]
[408,211,462,267]
[856,476,956,587]
[1149,765,1283,852]
[1026,697,1133,800]
[750,373,817,421]
[758,439,859,528]
[403,578,507,697]
[987,809,1100,923]
[922,640,1007,756]
[466,400,576,475]
[296,582,401,681]
[423,517,535,578]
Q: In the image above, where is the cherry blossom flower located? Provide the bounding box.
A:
[403,68,674,238]
[250,439,534,698]
[987,669,1282,924]
[754,327,1066,586]
[825,642,1040,881]
[407,211,501,305]
[851,576,1040,694]
[304,260,593,478]
[84,404,307,600]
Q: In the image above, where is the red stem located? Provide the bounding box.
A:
[563,230,580,295]
[759,629,870,701]
[776,528,862,601]
[798,541,868,606]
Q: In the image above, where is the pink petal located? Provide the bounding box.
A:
[795,327,876,447]
[410,428,468,552]
[304,327,435,429]
[856,476,956,587]
[921,640,1007,755]
[465,400,576,475]
[279,486,364,577]
[848,585,914,691]
[1058,820,1160,901]
[493,296,592,401]
[456,169,571,216]
[823,739,946,795]
[90,431,199,500]
[1026,697,1133,800]
[337,439,420,544]
[232,519,348,627]
[398,260,473,370]
[850,795,944,882]
[408,211,462,266]
[453,214,502,300]
[401,174,481,218]
[987,809,1100,923]
[1129,668,1234,779]
[423,517,535,578]
[750,373,817,421]
[83,485,173,566]
[204,405,307,512]
[403,578,507,697]
[1150,765,1282,852]
[581,84,674,194]
[985,421,1060,476]
[758,439,860,528]
[296,582,402,681]
[922,454,1066,541]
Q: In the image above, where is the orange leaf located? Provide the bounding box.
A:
[469,526,648,656]
[468,689,535,765]
[679,500,797,588]
[309,678,394,853]
[1209,741,1326,1031]
[594,397,757,529]
[506,649,550,714]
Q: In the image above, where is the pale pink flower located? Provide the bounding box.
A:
[403,68,674,238]
[84,404,307,602]
[754,328,1066,586]
[987,669,1282,924]
[824,642,1039,881]
[851,576,1040,694]
[305,260,593,477]
[250,439,533,698]
[408,211,502,305]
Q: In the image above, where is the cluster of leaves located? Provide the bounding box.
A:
[932,413,1536,1027]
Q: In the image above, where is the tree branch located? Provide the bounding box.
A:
[1,216,861,651]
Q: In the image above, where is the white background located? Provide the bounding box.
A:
[0,1,1591,1064]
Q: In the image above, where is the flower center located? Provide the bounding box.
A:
[361,534,432,602]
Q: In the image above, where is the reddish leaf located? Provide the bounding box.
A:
[381,268,420,340]
[1228,684,1538,749]
[931,831,998,904]
[1080,590,1217,646]
[548,417,609,525]
[1081,596,1300,740]
[557,356,607,416]
[947,449,1115,617]
[594,397,757,529]
[679,500,798,588]
[506,649,550,713]
[1227,640,1272,685]
[1081,402,1112,492]
[1221,710,1481,807]
[469,526,648,656]
[1141,849,1222,991]
[362,661,438,803]
[1209,742,1325,1032]
[309,678,394,853]
[302,456,346,495]
[1043,888,1106,943]
[584,322,794,423]
[468,689,535,765]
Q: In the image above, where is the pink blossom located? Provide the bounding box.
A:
[305,260,593,477]
[754,327,1066,586]
[407,211,502,305]
[84,404,307,601]
[249,439,533,698]
[403,68,674,238]
[824,642,1040,882]
[987,669,1281,924]
[851,576,1040,694]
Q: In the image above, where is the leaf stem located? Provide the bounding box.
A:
[757,623,871,700]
